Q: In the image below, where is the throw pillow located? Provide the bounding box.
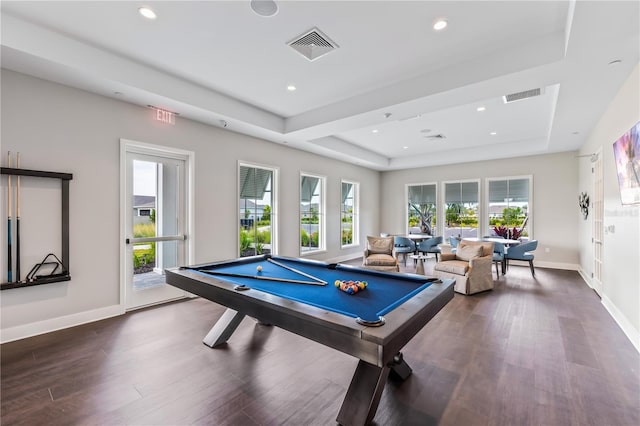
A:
[367,236,393,254]
[456,244,484,261]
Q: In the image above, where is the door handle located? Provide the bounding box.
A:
[126,235,187,244]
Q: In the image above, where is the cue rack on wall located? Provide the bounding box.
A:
[1,166,73,290]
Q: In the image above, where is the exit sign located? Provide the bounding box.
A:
[150,106,176,125]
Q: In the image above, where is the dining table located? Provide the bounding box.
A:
[462,237,520,246]
[400,234,433,242]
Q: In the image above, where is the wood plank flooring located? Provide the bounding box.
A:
[2,260,639,425]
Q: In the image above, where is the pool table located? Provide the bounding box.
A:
[165,255,454,426]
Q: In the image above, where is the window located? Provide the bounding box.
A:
[239,163,276,257]
[443,180,479,239]
[407,183,436,235]
[300,173,325,254]
[487,177,531,240]
[341,181,359,247]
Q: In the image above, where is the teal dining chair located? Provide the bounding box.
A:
[449,236,459,253]
[393,236,416,266]
[492,241,505,277]
[505,240,538,276]
[417,236,443,261]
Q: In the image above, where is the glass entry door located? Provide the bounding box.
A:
[123,144,190,309]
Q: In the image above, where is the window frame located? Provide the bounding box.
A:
[440,178,481,239]
[300,172,326,256]
[238,161,278,257]
[340,180,359,248]
[484,175,533,239]
[406,181,438,235]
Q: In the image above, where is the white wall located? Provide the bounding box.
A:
[578,63,640,350]
[0,70,380,341]
[380,152,580,268]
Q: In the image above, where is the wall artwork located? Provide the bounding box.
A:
[578,192,589,220]
[612,121,640,205]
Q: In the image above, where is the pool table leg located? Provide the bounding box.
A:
[336,360,390,426]
[202,308,246,348]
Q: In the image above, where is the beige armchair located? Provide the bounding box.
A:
[362,236,399,272]
[433,240,494,294]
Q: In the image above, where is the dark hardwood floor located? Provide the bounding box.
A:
[2,259,639,425]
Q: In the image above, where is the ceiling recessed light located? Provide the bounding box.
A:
[250,0,278,17]
[403,146,409,150]
[287,85,296,91]
[433,19,448,31]
[477,106,486,112]
[138,7,157,20]
[372,129,379,134]
[490,132,497,135]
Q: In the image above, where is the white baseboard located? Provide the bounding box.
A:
[0,304,125,344]
[510,260,580,271]
[577,266,593,288]
[576,267,637,353]
[601,295,640,353]
[326,252,362,264]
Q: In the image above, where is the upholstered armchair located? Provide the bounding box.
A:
[433,240,494,295]
[362,236,399,272]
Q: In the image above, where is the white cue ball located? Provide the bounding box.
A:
[257,265,263,272]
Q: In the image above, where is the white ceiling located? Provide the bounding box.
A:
[1,1,638,170]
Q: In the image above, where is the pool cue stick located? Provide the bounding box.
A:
[15,152,21,282]
[266,258,327,284]
[200,269,326,286]
[7,151,12,283]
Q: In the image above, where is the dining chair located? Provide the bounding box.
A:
[492,241,505,277]
[417,236,443,261]
[449,236,459,253]
[393,236,416,266]
[504,240,538,276]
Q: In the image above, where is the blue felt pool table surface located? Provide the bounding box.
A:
[189,255,436,323]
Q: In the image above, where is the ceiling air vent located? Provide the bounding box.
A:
[288,27,338,61]
[503,88,543,103]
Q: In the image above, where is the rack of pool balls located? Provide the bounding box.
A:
[334,280,367,295]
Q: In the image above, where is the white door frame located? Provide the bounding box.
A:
[119,139,195,309]
[592,148,604,295]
